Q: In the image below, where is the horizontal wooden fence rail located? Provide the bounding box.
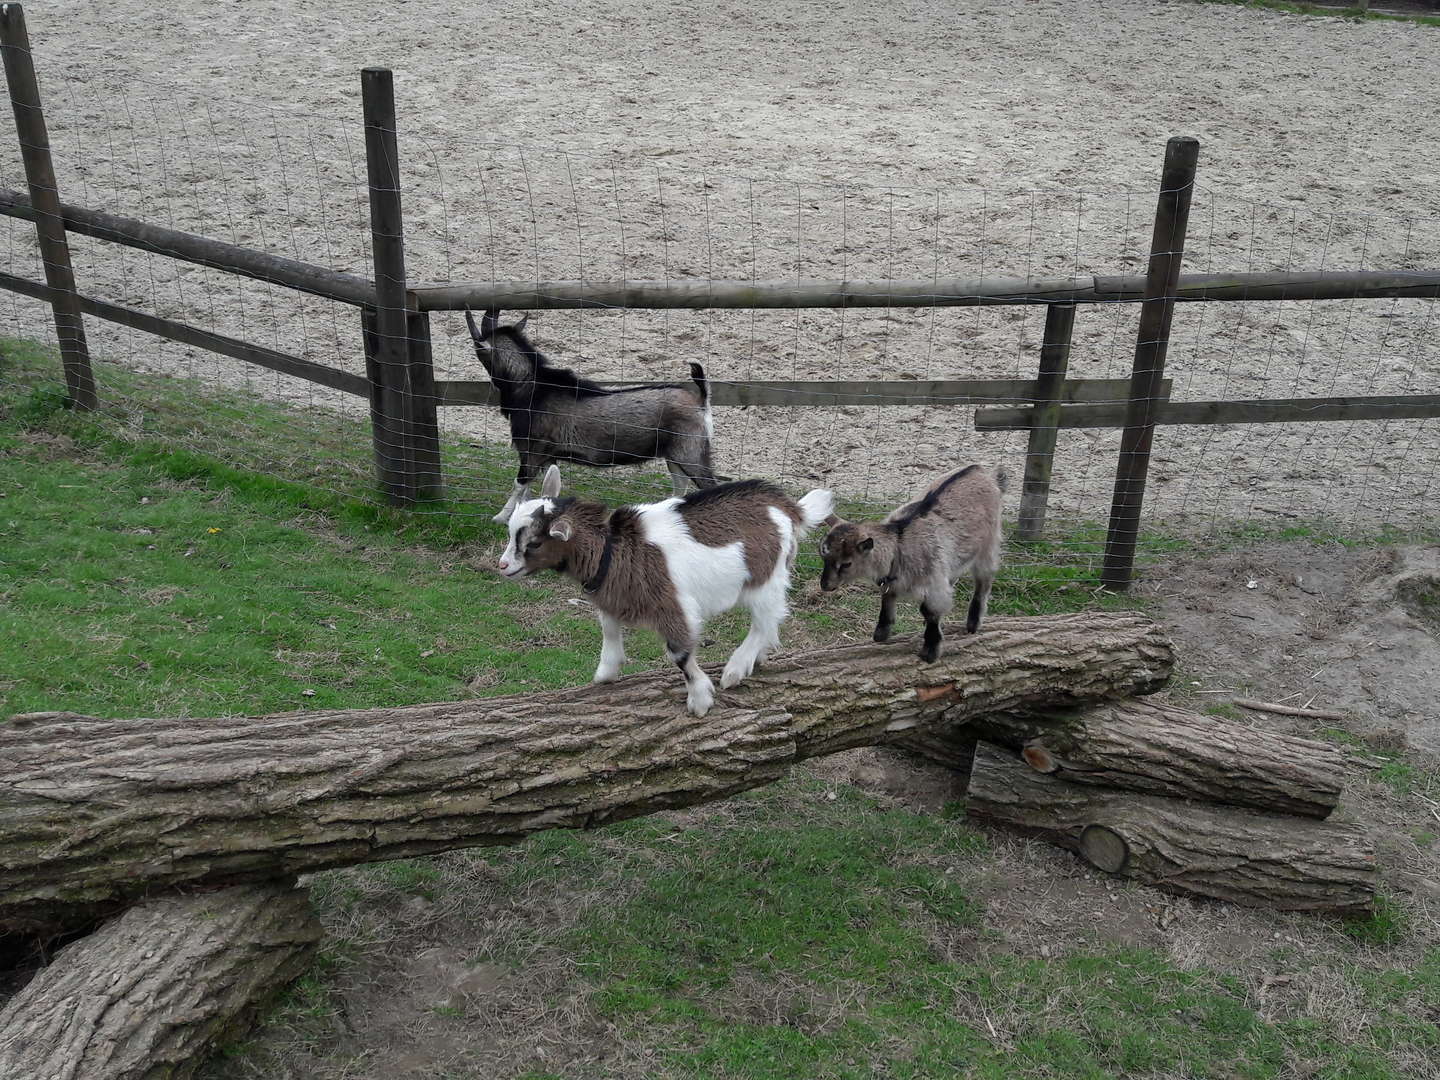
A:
[976,393,1440,431]
[432,377,1170,409]
[0,188,377,307]
[409,271,1440,312]
[0,269,369,397]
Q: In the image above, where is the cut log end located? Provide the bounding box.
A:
[1021,743,1060,774]
[1079,824,1129,873]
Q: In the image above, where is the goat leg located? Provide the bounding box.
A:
[873,589,897,642]
[495,454,547,525]
[919,600,945,663]
[593,613,627,683]
[966,574,994,634]
[665,635,714,717]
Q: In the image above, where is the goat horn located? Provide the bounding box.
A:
[463,307,484,344]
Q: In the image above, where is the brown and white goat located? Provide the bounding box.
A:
[818,464,1006,662]
[498,465,834,715]
[467,308,718,523]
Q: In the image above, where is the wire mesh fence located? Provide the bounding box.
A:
[2,32,1437,604]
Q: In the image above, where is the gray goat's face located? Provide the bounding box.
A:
[818,522,875,591]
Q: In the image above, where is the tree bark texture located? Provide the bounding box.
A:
[915,698,1346,818]
[965,744,1375,915]
[0,613,1172,934]
[0,882,321,1080]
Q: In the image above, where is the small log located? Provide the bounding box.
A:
[965,744,1375,915]
[0,613,1173,935]
[910,698,1347,819]
[0,882,321,1079]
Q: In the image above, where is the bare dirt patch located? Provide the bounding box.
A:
[1144,541,1440,753]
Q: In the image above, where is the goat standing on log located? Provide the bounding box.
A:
[466,309,718,523]
[819,464,1006,662]
[498,465,834,716]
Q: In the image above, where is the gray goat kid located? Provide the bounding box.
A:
[818,464,1006,662]
[466,308,718,524]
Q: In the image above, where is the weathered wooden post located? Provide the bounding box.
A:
[1016,302,1077,542]
[360,66,442,505]
[0,3,95,410]
[1099,136,1198,590]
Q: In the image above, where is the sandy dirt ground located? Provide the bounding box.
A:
[0,0,1437,535]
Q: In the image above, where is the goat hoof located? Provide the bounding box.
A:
[872,627,892,643]
[719,667,746,690]
[918,646,941,663]
[687,696,714,717]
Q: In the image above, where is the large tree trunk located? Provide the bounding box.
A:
[909,698,1347,818]
[965,744,1375,915]
[0,882,320,1080]
[0,613,1172,935]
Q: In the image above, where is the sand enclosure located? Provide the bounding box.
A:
[1,0,1437,538]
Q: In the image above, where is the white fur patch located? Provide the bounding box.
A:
[636,498,749,635]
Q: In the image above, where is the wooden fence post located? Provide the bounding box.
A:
[1099,137,1198,590]
[1016,302,1076,542]
[406,309,443,501]
[360,66,442,505]
[0,3,95,410]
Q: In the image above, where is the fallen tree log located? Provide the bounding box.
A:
[0,612,1172,934]
[964,743,1375,915]
[907,698,1346,818]
[0,881,321,1079]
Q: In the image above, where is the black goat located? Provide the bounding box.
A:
[466,308,718,523]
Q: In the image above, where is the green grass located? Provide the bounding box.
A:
[1195,0,1440,28]
[425,780,1440,1080]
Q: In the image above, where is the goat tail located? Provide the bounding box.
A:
[993,466,1010,494]
[795,489,836,536]
[688,362,711,408]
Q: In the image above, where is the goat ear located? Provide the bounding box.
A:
[822,514,842,528]
[859,537,874,552]
[539,464,563,499]
[513,313,530,335]
[548,518,573,542]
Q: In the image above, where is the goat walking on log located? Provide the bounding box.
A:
[498,466,834,716]
[466,308,718,523]
[819,464,1006,662]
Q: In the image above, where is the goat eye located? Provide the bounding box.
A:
[525,540,542,552]
[840,562,852,570]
